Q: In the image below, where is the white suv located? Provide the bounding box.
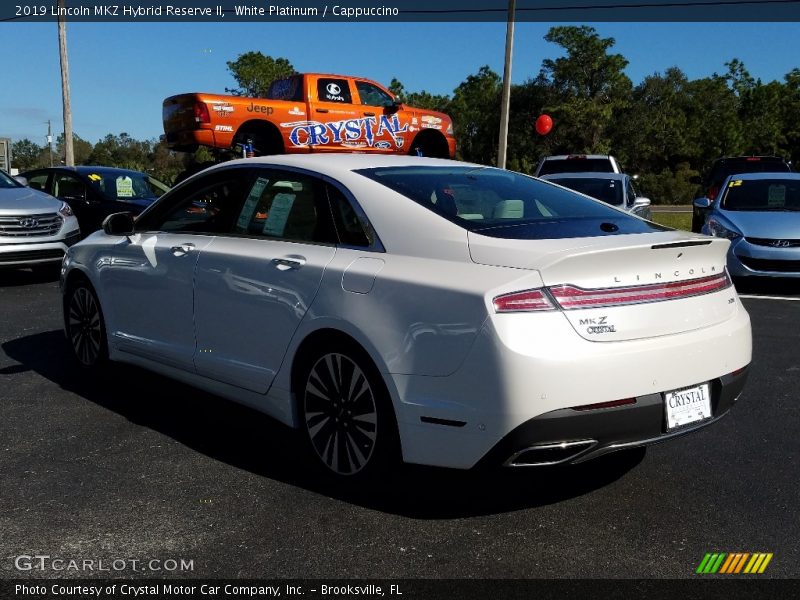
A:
[0,169,80,271]
[535,154,623,177]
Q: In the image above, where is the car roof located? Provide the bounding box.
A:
[211,153,480,177]
[23,166,149,176]
[721,172,800,181]
[541,154,612,160]
[540,172,627,181]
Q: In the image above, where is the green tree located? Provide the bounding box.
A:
[225,52,295,97]
[448,66,501,164]
[56,133,93,165]
[540,25,632,153]
[11,139,46,171]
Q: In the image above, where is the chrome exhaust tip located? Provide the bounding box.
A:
[504,439,597,467]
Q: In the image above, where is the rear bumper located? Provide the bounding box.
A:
[478,366,749,468]
[164,128,217,151]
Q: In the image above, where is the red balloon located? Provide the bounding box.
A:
[535,114,553,135]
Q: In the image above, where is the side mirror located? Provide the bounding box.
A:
[633,196,651,207]
[693,197,712,210]
[385,100,402,114]
[689,175,702,185]
[102,212,135,236]
[14,176,28,186]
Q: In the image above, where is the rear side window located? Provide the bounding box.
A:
[266,76,304,102]
[317,78,352,104]
[357,166,666,240]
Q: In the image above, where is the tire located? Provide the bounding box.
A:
[298,342,399,479]
[64,278,108,370]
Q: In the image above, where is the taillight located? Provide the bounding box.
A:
[194,101,210,124]
[493,289,555,312]
[708,186,719,201]
[549,273,731,310]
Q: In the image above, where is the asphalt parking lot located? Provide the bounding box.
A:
[1,270,798,580]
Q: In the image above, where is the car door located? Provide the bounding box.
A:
[98,166,255,371]
[192,168,339,394]
[51,171,99,232]
[353,79,411,154]
[304,76,365,152]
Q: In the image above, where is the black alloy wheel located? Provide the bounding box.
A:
[65,281,107,369]
[301,347,397,478]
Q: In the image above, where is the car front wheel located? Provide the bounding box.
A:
[64,279,108,370]
[299,344,398,479]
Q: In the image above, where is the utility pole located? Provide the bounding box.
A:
[47,120,53,167]
[497,0,516,170]
[58,0,74,166]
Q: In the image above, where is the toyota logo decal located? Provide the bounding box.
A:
[19,218,39,228]
[326,83,341,96]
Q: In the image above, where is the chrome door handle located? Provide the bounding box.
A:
[170,243,195,256]
[363,111,376,117]
[272,256,306,270]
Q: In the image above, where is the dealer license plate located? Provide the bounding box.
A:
[664,383,712,431]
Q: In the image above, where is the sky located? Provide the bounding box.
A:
[0,21,798,146]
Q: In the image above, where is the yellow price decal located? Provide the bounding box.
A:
[728,180,743,187]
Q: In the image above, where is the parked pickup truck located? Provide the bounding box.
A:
[163,73,456,159]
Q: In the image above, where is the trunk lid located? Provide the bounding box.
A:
[471,231,738,341]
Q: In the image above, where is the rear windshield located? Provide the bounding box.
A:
[538,158,614,175]
[547,177,624,206]
[722,178,800,211]
[356,166,665,240]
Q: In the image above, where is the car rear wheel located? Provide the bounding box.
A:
[299,344,398,479]
[64,279,108,370]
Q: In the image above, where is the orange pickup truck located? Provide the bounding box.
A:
[163,73,456,159]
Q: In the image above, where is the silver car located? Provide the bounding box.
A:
[0,169,80,271]
[539,172,652,220]
[695,172,800,278]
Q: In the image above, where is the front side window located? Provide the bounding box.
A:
[24,172,49,192]
[355,81,393,107]
[233,170,337,244]
[357,166,667,240]
[137,170,253,234]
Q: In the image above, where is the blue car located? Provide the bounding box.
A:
[694,172,800,278]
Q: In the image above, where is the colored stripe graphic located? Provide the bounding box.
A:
[698,552,772,574]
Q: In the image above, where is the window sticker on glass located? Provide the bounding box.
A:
[728,179,743,188]
[237,177,270,230]
[263,193,295,236]
[116,176,134,197]
[88,173,101,182]
[768,185,787,207]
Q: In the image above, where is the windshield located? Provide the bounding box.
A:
[0,170,22,188]
[548,177,624,206]
[86,170,169,202]
[722,178,800,211]
[356,166,665,240]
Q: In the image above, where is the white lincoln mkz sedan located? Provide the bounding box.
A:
[61,155,752,479]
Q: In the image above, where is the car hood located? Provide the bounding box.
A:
[0,187,61,215]
[720,209,800,238]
